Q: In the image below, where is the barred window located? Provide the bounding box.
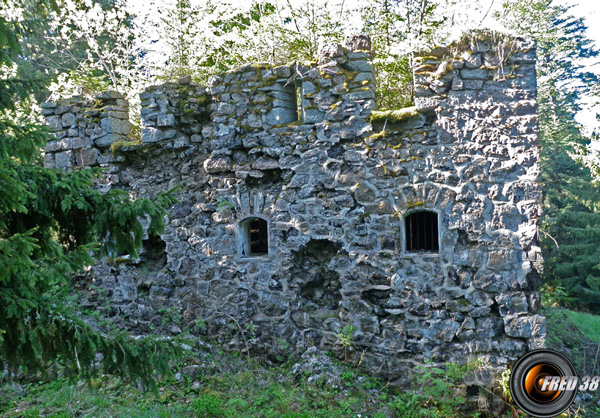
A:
[405,211,439,252]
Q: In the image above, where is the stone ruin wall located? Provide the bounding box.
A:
[42,33,544,387]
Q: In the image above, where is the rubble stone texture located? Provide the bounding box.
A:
[43,33,544,386]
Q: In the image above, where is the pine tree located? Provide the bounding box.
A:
[499,0,600,311]
[0,3,182,382]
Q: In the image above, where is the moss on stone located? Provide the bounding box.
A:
[370,107,420,125]
[415,55,442,62]
[110,137,142,154]
[415,64,437,73]
[365,131,389,141]
[338,68,359,81]
[406,200,424,210]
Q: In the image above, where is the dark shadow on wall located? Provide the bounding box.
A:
[292,239,342,311]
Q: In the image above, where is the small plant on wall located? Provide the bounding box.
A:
[338,325,356,362]
[216,198,235,216]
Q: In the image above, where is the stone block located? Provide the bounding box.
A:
[462,52,482,69]
[95,133,121,148]
[273,65,291,78]
[429,319,460,342]
[45,140,61,153]
[101,117,131,135]
[463,79,484,90]
[302,81,317,95]
[71,137,93,149]
[266,107,297,125]
[96,90,124,100]
[320,43,344,59]
[54,150,73,168]
[204,156,231,173]
[54,105,71,115]
[345,60,373,72]
[46,115,62,131]
[347,51,370,60]
[495,292,529,316]
[43,153,54,168]
[252,157,279,170]
[41,101,57,109]
[344,89,375,101]
[504,314,545,338]
[302,108,325,124]
[157,113,176,127]
[246,112,262,128]
[61,112,76,127]
[415,96,444,112]
[345,34,371,51]
[103,111,129,119]
[173,136,189,148]
[76,148,99,166]
[216,102,235,115]
[461,68,490,79]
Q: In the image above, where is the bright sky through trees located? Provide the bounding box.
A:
[124,0,599,131]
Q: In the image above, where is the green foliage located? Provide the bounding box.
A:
[2,347,492,417]
[561,309,600,343]
[360,0,447,109]
[0,2,184,384]
[338,325,355,348]
[158,305,183,327]
[337,325,355,362]
[216,198,235,215]
[142,0,354,85]
[499,368,511,402]
[389,362,471,418]
[192,394,225,418]
[499,0,600,312]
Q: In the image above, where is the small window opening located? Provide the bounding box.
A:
[240,217,269,257]
[405,211,439,253]
[266,81,297,126]
[296,85,302,121]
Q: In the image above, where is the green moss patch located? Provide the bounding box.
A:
[110,137,142,154]
[370,107,420,126]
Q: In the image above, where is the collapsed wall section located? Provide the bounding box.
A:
[43,32,543,391]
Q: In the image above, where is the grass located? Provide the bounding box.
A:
[0,355,377,417]
[544,306,600,416]
[5,307,598,417]
[562,310,600,343]
[0,347,498,418]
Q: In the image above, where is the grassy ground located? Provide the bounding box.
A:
[0,351,461,418]
[3,306,600,418]
[544,307,600,417]
[562,310,600,344]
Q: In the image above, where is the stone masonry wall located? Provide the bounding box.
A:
[43,32,544,387]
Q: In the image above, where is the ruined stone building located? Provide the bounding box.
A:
[42,32,544,386]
